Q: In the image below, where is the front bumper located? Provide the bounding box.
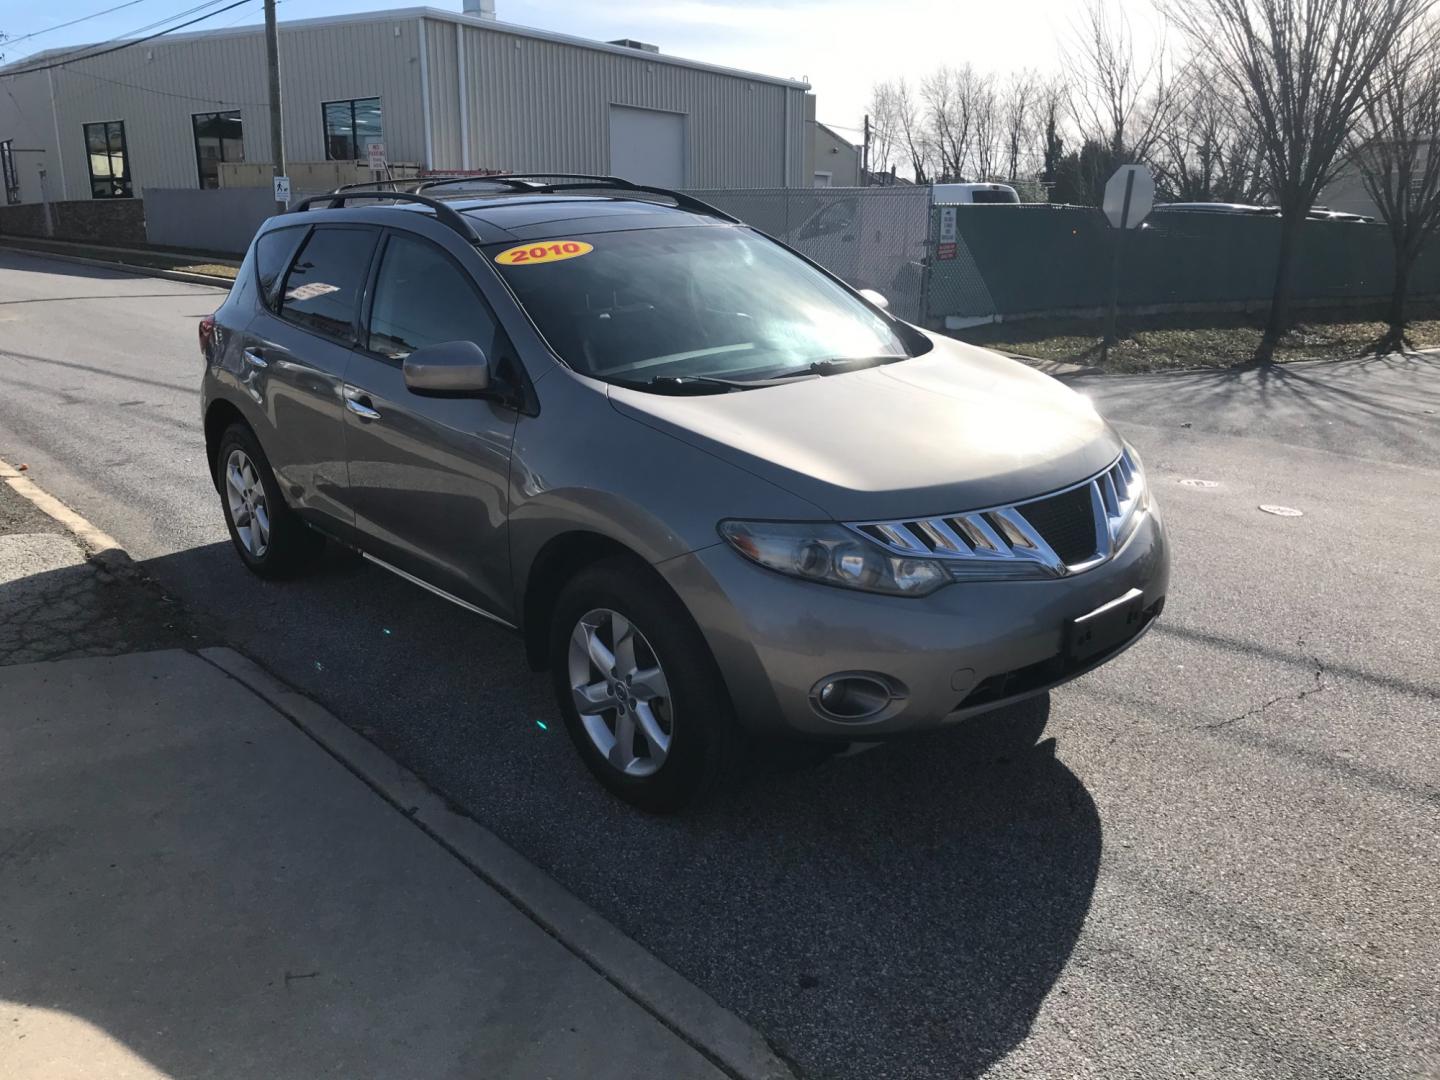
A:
[658,508,1170,738]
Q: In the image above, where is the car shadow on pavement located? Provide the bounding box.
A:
[7,535,1101,1080]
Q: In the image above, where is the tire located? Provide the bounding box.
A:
[215,422,323,579]
[548,557,743,813]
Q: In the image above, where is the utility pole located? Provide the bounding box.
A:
[862,114,871,186]
[264,0,287,213]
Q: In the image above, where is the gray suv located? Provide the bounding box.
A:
[199,175,1169,812]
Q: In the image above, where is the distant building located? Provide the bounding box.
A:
[0,2,814,206]
[1320,144,1435,221]
[812,122,860,187]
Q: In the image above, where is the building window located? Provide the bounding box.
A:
[1,141,19,205]
[83,120,132,199]
[322,97,382,161]
[193,111,244,189]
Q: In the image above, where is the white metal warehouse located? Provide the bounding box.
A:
[0,2,814,207]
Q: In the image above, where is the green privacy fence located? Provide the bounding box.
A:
[927,205,1440,324]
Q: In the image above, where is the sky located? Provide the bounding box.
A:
[1,0,1166,145]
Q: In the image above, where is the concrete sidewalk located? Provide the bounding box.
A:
[0,647,729,1079]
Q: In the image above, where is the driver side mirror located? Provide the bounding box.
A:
[857,288,890,310]
[403,340,491,397]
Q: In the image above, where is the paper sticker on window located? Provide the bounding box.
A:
[287,282,341,301]
[494,241,593,266]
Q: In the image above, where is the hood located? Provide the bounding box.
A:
[606,333,1122,521]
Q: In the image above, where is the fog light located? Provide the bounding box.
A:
[808,673,901,722]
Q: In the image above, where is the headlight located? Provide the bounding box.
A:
[718,520,950,597]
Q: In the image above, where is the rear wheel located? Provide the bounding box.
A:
[549,559,742,813]
[216,423,323,579]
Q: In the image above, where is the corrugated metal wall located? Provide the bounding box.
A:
[6,12,428,201]
[0,68,59,204]
[426,17,806,187]
[0,11,808,203]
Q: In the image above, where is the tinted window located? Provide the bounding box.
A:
[971,189,1019,204]
[367,234,498,359]
[323,97,383,161]
[491,227,910,383]
[278,227,378,342]
[254,226,307,311]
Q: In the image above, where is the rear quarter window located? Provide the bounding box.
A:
[276,226,379,343]
[253,225,308,311]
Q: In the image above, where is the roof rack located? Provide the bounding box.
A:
[287,189,482,243]
[410,172,741,224]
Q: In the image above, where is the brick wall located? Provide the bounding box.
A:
[0,199,147,246]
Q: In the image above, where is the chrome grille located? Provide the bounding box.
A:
[847,449,1146,579]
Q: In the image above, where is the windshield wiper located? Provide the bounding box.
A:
[612,374,762,395]
[807,355,907,375]
[762,355,907,380]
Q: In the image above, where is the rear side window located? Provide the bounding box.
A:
[366,233,499,359]
[278,226,378,342]
[254,225,307,310]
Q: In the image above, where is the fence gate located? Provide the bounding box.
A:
[684,186,933,323]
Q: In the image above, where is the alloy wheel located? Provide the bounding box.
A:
[567,607,673,777]
[224,448,271,558]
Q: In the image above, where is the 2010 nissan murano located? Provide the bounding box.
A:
[199,175,1169,812]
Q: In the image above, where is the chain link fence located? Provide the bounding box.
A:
[684,187,933,323]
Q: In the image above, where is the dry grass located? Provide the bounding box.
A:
[958,304,1440,373]
[0,237,238,281]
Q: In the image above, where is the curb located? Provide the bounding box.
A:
[0,243,234,289]
[0,457,794,1080]
[197,646,796,1080]
[0,458,128,569]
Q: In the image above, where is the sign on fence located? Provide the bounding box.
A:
[272,175,291,204]
[938,206,957,261]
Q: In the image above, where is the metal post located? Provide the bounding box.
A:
[38,167,54,238]
[1102,170,1136,355]
[264,0,287,212]
[862,114,871,185]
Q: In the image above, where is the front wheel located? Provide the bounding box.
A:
[549,559,742,813]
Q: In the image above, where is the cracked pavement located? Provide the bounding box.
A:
[0,480,203,664]
[1,250,1438,1079]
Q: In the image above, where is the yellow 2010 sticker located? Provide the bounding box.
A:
[494,240,594,266]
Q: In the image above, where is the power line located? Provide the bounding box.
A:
[1,0,252,79]
[3,0,156,49]
[65,60,268,107]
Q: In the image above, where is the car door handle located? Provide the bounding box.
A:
[242,348,268,369]
[343,386,382,421]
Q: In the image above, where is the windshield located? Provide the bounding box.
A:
[488,226,912,384]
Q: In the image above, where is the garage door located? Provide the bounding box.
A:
[609,106,686,188]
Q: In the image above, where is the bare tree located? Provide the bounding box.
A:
[1351,20,1440,350]
[922,67,971,180]
[970,76,1003,180]
[866,81,902,178]
[894,77,934,183]
[1152,63,1267,201]
[1069,0,1179,165]
[1001,71,1040,181]
[1167,0,1432,361]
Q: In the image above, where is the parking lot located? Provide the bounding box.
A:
[1,249,1437,1078]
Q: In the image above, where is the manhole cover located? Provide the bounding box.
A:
[1259,504,1304,517]
[1179,478,1219,488]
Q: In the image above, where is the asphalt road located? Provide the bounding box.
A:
[2,249,1437,1079]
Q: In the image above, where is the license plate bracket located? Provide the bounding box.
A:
[1066,588,1146,662]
